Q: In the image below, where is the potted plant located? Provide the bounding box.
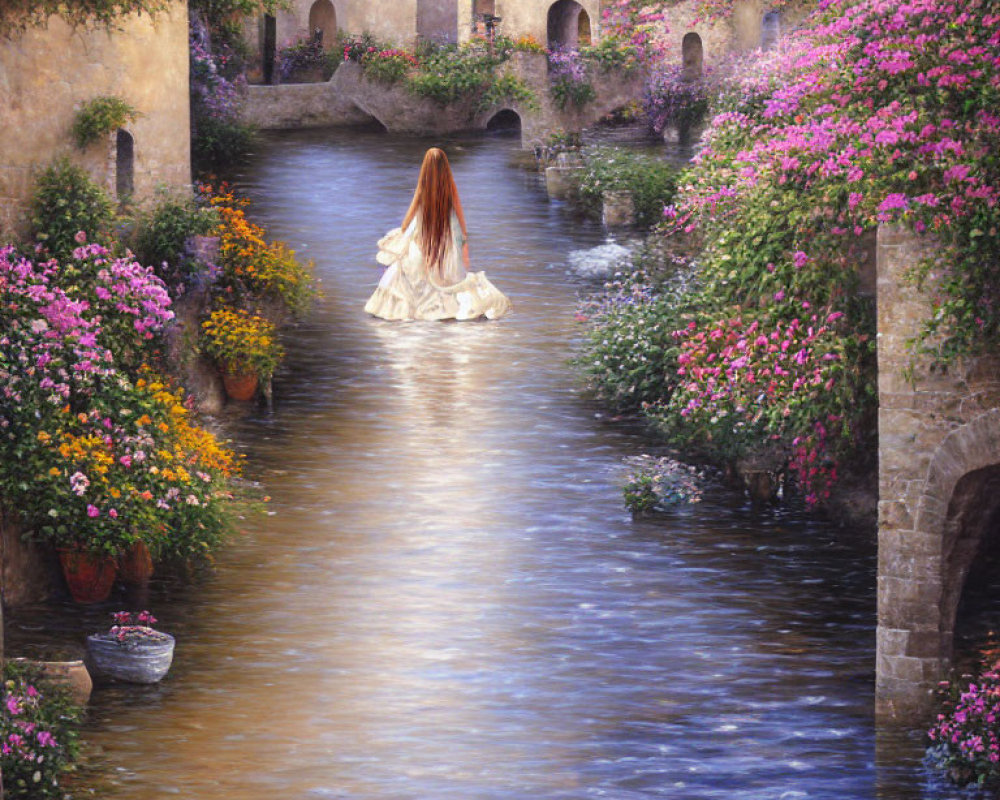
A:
[86,610,175,684]
[200,307,283,400]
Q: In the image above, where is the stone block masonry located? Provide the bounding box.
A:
[0,1,191,240]
[876,224,1000,721]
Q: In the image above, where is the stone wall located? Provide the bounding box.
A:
[1,515,60,607]
[0,2,191,240]
[876,224,1000,721]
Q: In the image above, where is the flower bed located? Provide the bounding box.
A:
[2,660,81,799]
[928,661,1000,789]
[581,0,999,505]
[0,244,240,558]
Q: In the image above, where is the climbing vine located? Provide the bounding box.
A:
[0,1,168,35]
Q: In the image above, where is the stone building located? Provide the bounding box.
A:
[0,1,191,239]
[249,0,787,84]
[876,226,1000,720]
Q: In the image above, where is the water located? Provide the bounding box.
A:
[6,129,947,798]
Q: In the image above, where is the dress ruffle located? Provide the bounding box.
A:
[365,222,512,322]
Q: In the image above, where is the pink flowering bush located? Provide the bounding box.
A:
[585,0,999,504]
[928,662,1000,788]
[2,661,81,799]
[650,307,872,504]
[600,0,668,63]
[0,246,237,559]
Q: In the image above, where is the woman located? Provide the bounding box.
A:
[365,147,512,321]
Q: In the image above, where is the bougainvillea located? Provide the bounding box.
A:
[584,0,999,504]
[600,0,669,62]
[928,662,1000,788]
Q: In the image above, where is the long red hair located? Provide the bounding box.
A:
[402,148,462,277]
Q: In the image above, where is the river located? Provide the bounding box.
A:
[7,128,953,798]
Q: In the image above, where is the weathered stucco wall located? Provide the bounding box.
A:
[876,224,1000,721]
[0,2,191,239]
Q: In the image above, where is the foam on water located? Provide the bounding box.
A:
[566,242,633,278]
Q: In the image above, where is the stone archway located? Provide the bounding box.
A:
[943,466,1000,659]
[577,8,592,46]
[486,108,522,134]
[350,103,389,133]
[877,408,1000,719]
[547,0,586,50]
[308,0,336,48]
[115,129,134,200]
[681,32,703,81]
[262,13,277,84]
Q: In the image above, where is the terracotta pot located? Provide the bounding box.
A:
[86,632,175,684]
[222,371,259,402]
[58,548,118,604]
[118,540,154,584]
[9,658,93,706]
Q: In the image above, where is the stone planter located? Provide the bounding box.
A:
[86,633,175,684]
[602,190,635,227]
[11,658,93,705]
[545,166,581,200]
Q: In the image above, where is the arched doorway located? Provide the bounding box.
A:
[308,0,336,48]
[681,32,703,81]
[486,109,521,135]
[547,0,586,50]
[762,11,781,49]
[577,9,592,46]
[115,129,134,201]
[941,465,1000,669]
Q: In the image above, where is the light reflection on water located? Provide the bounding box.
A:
[6,129,944,798]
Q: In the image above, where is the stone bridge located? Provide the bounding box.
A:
[241,52,644,147]
[876,225,1000,721]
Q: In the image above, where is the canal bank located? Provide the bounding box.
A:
[6,129,942,798]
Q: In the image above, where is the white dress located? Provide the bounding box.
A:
[364,212,512,321]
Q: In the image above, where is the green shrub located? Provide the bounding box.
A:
[407,43,504,105]
[191,115,256,174]
[129,194,220,288]
[579,269,685,411]
[578,146,678,228]
[72,95,138,148]
[622,455,704,513]
[361,48,418,84]
[30,159,114,258]
[480,74,538,111]
[580,36,641,74]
